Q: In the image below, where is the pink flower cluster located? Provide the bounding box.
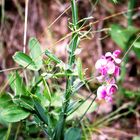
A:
[95,50,121,103]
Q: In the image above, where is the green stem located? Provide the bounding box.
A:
[14,122,21,140]
[127,0,136,26]
[53,0,79,139]
[5,123,12,140]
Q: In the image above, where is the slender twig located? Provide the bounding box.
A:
[0,67,21,73]
[23,0,29,85]
[68,90,96,116]
[14,122,21,140]
[0,0,5,32]
[93,102,133,127]
[23,0,29,53]
[77,94,97,126]
[48,0,79,29]
[48,1,71,29]
[53,7,140,46]
[121,33,140,62]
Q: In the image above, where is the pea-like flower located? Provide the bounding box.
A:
[97,85,107,100]
[95,50,121,103]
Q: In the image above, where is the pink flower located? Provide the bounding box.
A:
[106,61,115,74]
[95,58,116,76]
[97,85,107,100]
[95,58,107,69]
[105,96,113,103]
[107,84,118,96]
[105,51,121,64]
[95,50,121,103]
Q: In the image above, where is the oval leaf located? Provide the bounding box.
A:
[28,37,42,70]
[0,94,30,123]
[45,50,61,64]
[13,52,37,71]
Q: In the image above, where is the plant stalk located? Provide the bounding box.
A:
[53,0,79,139]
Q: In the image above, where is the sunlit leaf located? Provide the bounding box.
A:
[0,94,30,122]
[110,24,138,49]
[8,72,27,96]
[45,50,61,64]
[43,78,51,102]
[77,58,84,80]
[13,52,37,70]
[28,37,42,70]
[64,127,81,140]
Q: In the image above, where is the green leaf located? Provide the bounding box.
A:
[133,136,140,140]
[8,72,27,96]
[0,94,30,122]
[43,78,51,102]
[0,116,8,126]
[28,37,42,70]
[111,0,117,3]
[45,50,61,64]
[13,95,34,111]
[133,40,140,59]
[0,128,7,140]
[77,58,84,80]
[13,52,37,70]
[33,98,48,125]
[124,91,135,98]
[13,38,42,71]
[110,24,138,49]
[64,127,81,140]
[1,106,30,123]
[134,41,140,49]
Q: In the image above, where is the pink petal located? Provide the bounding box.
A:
[105,52,112,57]
[113,50,121,58]
[114,58,121,64]
[106,61,115,74]
[107,84,118,96]
[100,67,107,75]
[105,51,121,64]
[95,59,107,69]
[97,85,107,100]
[114,66,120,77]
[105,52,114,60]
[105,96,113,103]
[96,75,104,83]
